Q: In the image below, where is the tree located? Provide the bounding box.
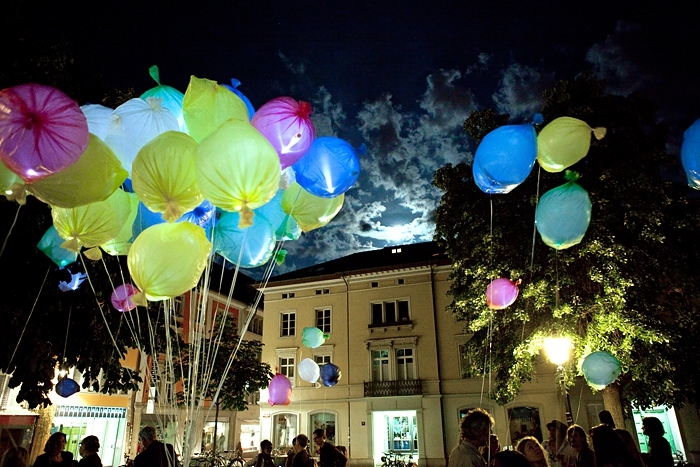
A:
[433,73,700,417]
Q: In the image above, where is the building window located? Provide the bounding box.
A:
[310,412,337,445]
[371,281,379,288]
[282,292,295,299]
[372,350,391,382]
[371,300,410,325]
[396,348,415,380]
[273,413,298,449]
[314,354,332,366]
[398,278,405,285]
[368,339,417,382]
[391,248,402,254]
[281,312,296,337]
[312,345,334,372]
[316,308,331,334]
[276,348,298,386]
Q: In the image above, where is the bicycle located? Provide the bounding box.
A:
[381,451,412,467]
[675,451,695,467]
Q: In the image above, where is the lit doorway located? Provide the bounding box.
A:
[371,411,418,466]
[632,407,685,460]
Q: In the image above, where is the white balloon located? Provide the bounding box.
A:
[298,358,320,384]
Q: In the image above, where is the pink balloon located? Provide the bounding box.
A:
[0,84,89,182]
[268,373,293,406]
[486,278,520,309]
[251,97,315,169]
[111,284,140,312]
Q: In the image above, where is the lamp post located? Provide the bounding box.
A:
[544,336,574,426]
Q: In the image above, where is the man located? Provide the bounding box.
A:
[132,426,177,467]
[312,429,346,467]
[292,435,314,467]
[448,408,495,467]
[245,440,275,467]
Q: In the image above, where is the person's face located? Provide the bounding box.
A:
[293,441,302,453]
[79,441,87,458]
[313,435,323,448]
[522,441,545,462]
[568,431,585,452]
[262,446,272,457]
[547,426,556,439]
[53,436,67,454]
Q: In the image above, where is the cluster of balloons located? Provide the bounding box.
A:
[0,66,361,307]
[581,351,621,390]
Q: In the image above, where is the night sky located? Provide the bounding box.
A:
[4,0,699,276]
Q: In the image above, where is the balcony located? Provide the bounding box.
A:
[364,379,422,397]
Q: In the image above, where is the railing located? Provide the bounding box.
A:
[364,379,422,397]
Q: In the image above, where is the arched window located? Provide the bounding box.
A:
[309,412,337,445]
[272,413,298,450]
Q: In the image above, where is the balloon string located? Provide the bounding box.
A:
[0,204,22,261]
[529,166,541,280]
[61,306,72,367]
[80,252,123,355]
[555,250,560,309]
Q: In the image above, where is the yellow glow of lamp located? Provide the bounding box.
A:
[544,336,572,366]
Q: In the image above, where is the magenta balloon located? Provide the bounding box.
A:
[111,284,140,312]
[251,97,315,169]
[268,373,293,406]
[0,83,89,182]
[486,278,519,309]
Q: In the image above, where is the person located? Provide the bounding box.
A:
[245,440,275,467]
[448,408,495,467]
[292,435,314,467]
[566,425,594,467]
[78,436,102,467]
[33,432,75,467]
[312,429,346,467]
[614,429,646,467]
[599,411,616,428]
[480,434,501,466]
[641,417,674,467]
[0,446,28,467]
[590,424,636,467]
[544,421,574,467]
[285,438,297,467]
[131,426,177,467]
[490,450,531,467]
[516,436,550,467]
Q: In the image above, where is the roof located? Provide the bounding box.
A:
[207,260,259,304]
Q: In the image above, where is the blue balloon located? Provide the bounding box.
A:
[535,177,591,250]
[320,362,342,387]
[255,191,302,241]
[581,351,621,388]
[132,201,216,241]
[214,211,276,268]
[473,124,537,194]
[55,377,80,397]
[222,78,255,120]
[293,136,360,198]
[681,118,700,190]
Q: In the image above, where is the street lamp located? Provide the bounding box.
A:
[544,336,574,425]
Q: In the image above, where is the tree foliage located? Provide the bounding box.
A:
[433,73,700,409]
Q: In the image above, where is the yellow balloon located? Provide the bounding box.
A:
[132,131,203,222]
[182,76,249,143]
[537,117,607,173]
[195,119,280,225]
[281,182,344,232]
[52,188,132,252]
[29,134,128,208]
[0,159,26,204]
[127,222,212,301]
[101,191,140,256]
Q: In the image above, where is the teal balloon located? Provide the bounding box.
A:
[293,136,360,198]
[473,124,537,194]
[255,190,301,241]
[581,351,621,388]
[302,326,327,349]
[37,226,77,268]
[140,65,186,131]
[535,177,591,249]
[214,211,276,268]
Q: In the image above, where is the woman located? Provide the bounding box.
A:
[291,435,312,467]
[78,436,102,467]
[0,447,28,467]
[516,436,550,467]
[245,440,275,467]
[490,451,531,467]
[33,432,75,467]
[590,424,636,467]
[642,417,673,467]
[544,421,572,467]
[566,425,594,467]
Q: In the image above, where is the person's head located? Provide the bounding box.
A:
[295,434,309,452]
[599,410,616,428]
[566,425,589,452]
[79,436,100,458]
[490,450,532,467]
[460,408,495,447]
[44,432,67,455]
[641,417,665,438]
[516,437,547,466]
[590,424,630,467]
[312,429,326,448]
[545,420,567,443]
[1,446,29,467]
[260,439,273,456]
[138,426,158,450]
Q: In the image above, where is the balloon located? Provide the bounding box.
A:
[132,200,216,241]
[80,104,113,140]
[179,200,216,230]
[55,377,80,397]
[195,119,280,225]
[251,97,315,169]
[127,222,211,302]
[52,188,132,252]
[535,172,592,250]
[132,131,202,221]
[581,351,621,388]
[103,97,179,174]
[302,327,327,349]
[101,191,140,256]
[293,136,360,198]
[537,117,606,173]
[298,358,321,384]
[0,159,24,203]
[111,284,139,312]
[182,76,249,143]
[268,373,293,406]
[681,118,700,190]
[37,226,78,267]
[214,211,276,268]
[472,124,537,194]
[281,182,344,232]
[29,134,128,208]
[0,83,89,182]
[255,190,301,241]
[140,65,187,131]
[486,278,519,309]
[222,78,256,120]
[320,363,341,387]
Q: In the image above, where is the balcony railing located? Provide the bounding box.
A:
[364,379,422,397]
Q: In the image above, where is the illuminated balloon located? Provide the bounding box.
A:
[141,65,186,131]
[581,351,621,388]
[535,173,592,250]
[281,182,344,232]
[80,104,113,140]
[103,97,179,174]
[195,119,280,225]
[486,278,519,309]
[214,211,276,268]
[298,358,320,384]
[293,136,360,198]
[182,76,249,143]
[29,134,128,208]
[255,191,301,241]
[268,373,293,406]
[320,363,341,387]
[101,191,140,256]
[132,131,202,221]
[681,118,700,190]
[537,117,606,173]
[251,97,315,169]
[0,159,24,203]
[179,200,216,230]
[0,83,89,182]
[111,284,139,312]
[55,377,80,397]
[472,124,537,194]
[37,226,77,268]
[127,222,211,302]
[222,78,256,120]
[302,327,327,349]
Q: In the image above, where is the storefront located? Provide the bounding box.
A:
[53,406,127,467]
